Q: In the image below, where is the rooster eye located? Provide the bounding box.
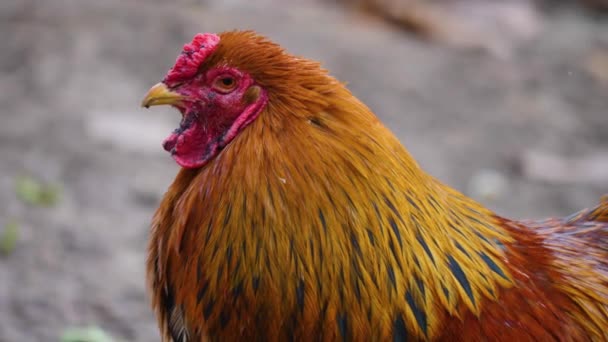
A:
[213,76,237,93]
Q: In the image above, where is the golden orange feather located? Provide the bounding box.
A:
[143,31,608,341]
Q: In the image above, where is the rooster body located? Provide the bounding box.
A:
[142,31,608,341]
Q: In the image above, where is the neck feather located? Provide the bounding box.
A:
[162,83,514,339]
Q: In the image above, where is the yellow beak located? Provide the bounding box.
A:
[141,82,186,108]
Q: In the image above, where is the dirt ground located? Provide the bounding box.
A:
[1,1,607,341]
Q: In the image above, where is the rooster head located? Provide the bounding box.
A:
[141,32,269,169]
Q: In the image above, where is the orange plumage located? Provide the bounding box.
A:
[142,30,608,341]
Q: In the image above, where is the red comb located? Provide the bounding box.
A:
[163,33,220,84]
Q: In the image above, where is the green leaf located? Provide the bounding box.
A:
[15,176,61,207]
[39,183,61,206]
[0,221,19,256]
[61,326,114,342]
[15,176,43,205]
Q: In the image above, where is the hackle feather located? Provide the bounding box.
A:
[146,31,608,341]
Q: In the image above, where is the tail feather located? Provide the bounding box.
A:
[537,195,608,337]
[559,196,608,253]
[588,195,608,222]
[565,195,608,225]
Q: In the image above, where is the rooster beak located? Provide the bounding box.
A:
[141,82,186,108]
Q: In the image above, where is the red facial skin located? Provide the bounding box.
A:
[162,65,268,169]
[155,33,268,169]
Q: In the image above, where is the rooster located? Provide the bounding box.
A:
[141,31,608,341]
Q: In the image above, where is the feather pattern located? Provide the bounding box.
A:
[146,31,608,341]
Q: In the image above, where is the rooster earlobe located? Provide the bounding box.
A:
[244,85,262,104]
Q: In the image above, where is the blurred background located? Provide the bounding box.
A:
[1,0,607,341]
